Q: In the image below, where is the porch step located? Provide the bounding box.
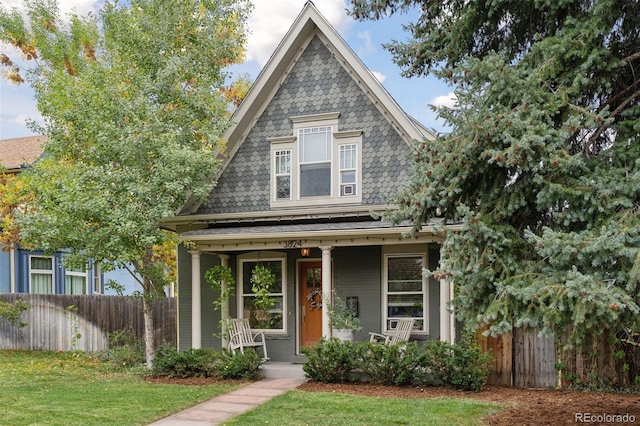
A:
[260,362,306,380]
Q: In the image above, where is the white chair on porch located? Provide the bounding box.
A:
[369,318,415,345]
[227,318,269,361]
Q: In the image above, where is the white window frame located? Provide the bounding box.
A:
[237,252,287,334]
[274,148,293,201]
[93,265,102,294]
[65,265,88,295]
[29,255,54,294]
[382,251,428,334]
[269,112,362,208]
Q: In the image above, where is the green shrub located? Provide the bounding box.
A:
[152,346,218,378]
[217,349,262,380]
[151,345,261,380]
[302,338,358,383]
[356,342,423,386]
[445,336,492,391]
[416,337,492,391]
[301,336,492,391]
[97,327,145,369]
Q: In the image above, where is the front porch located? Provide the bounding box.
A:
[175,219,457,362]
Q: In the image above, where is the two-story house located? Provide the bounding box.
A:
[162,2,456,362]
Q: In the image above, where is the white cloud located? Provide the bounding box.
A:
[371,71,386,83]
[245,0,350,66]
[430,92,458,108]
[356,31,376,56]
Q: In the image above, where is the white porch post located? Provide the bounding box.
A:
[320,245,333,338]
[449,280,456,343]
[440,278,452,343]
[189,250,202,349]
[218,253,230,349]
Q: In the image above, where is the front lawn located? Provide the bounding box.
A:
[225,390,502,426]
[0,350,243,426]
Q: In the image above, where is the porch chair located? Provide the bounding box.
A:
[227,318,269,362]
[369,318,415,345]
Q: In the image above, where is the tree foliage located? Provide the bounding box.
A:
[0,0,251,366]
[350,0,640,345]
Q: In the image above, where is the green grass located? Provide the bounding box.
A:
[0,350,244,426]
[224,390,502,426]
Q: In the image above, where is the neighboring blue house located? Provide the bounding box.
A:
[0,136,142,295]
[162,3,457,362]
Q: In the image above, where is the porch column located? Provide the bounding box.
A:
[319,245,333,338]
[449,280,456,343]
[439,278,452,343]
[218,253,230,349]
[189,250,202,349]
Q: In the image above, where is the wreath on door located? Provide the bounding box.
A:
[306,288,323,310]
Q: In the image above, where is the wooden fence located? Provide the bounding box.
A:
[477,326,639,389]
[0,294,176,352]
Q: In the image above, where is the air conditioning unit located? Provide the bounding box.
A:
[341,184,356,196]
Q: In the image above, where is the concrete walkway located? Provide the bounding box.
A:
[148,364,306,425]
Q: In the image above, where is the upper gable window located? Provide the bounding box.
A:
[269,113,362,208]
[299,127,331,197]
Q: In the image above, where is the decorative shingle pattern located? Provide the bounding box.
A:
[199,36,411,214]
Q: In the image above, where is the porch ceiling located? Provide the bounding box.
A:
[180,219,458,252]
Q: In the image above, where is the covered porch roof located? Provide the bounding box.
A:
[178,218,459,252]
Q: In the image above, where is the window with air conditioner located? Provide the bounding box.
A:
[269,113,362,208]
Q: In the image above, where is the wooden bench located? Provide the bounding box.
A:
[369,318,415,345]
[227,318,269,361]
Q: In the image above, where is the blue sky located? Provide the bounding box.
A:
[0,0,454,140]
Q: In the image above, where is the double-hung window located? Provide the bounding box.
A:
[383,254,427,333]
[269,113,362,207]
[339,143,357,196]
[275,149,292,200]
[299,127,332,197]
[30,256,54,294]
[238,253,286,332]
[65,265,88,295]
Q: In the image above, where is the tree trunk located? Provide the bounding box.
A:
[142,294,155,369]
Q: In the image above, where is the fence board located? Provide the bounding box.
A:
[476,326,513,386]
[0,294,175,352]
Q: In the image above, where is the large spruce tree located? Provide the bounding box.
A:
[350,1,640,347]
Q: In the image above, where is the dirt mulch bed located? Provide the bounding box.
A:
[298,382,640,425]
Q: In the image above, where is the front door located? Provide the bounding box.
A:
[300,261,322,347]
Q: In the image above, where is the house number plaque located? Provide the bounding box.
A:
[281,240,302,248]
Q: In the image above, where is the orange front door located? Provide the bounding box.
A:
[300,261,323,347]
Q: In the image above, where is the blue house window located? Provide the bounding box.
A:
[65,265,88,295]
[30,256,54,294]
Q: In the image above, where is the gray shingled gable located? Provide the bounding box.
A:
[198,36,411,215]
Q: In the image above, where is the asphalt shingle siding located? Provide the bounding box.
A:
[199,35,410,215]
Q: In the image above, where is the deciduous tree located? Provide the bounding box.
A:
[0,0,251,367]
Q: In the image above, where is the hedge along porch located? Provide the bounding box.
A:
[161,3,457,362]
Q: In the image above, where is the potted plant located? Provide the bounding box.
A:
[327,292,362,342]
